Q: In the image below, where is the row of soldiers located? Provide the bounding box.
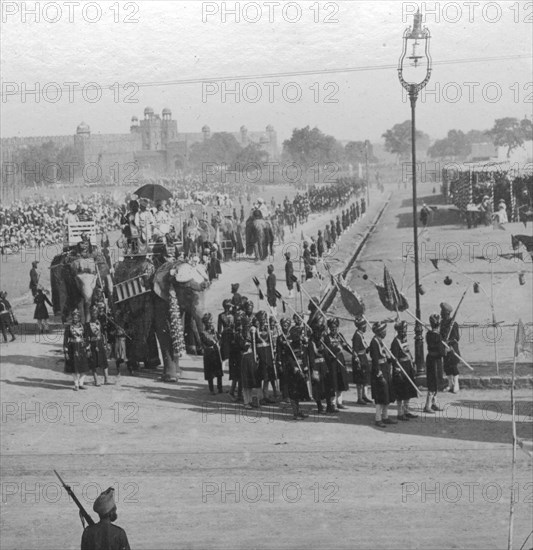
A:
[198,290,460,425]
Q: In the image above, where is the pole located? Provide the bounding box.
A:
[490,260,500,375]
[507,334,518,550]
[410,87,424,375]
[365,140,370,207]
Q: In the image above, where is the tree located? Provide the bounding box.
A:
[486,117,533,158]
[345,140,378,164]
[235,143,269,166]
[189,132,243,171]
[282,126,345,168]
[382,120,428,161]
[428,129,470,160]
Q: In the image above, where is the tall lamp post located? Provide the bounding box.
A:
[398,10,432,374]
[364,140,370,207]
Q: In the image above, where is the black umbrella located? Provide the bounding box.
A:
[134,183,172,203]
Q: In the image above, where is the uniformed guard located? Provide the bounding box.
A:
[200,313,223,395]
[440,302,461,393]
[63,308,89,391]
[85,305,110,387]
[369,321,397,428]
[278,317,310,420]
[323,318,350,410]
[255,310,278,403]
[307,317,336,414]
[424,313,448,413]
[81,487,130,550]
[390,321,418,421]
[351,317,372,405]
[217,299,235,363]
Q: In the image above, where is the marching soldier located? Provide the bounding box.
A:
[81,487,130,550]
[323,318,350,410]
[440,302,461,393]
[351,317,372,405]
[424,313,448,413]
[201,313,224,395]
[369,321,397,428]
[390,321,418,421]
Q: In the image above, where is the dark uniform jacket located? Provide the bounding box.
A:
[81,519,131,550]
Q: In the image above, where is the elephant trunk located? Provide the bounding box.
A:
[75,273,97,321]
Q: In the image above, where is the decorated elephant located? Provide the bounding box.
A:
[216,217,245,255]
[50,247,111,322]
[182,218,216,257]
[113,256,209,382]
[245,211,275,260]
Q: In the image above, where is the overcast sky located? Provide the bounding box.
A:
[1,0,531,143]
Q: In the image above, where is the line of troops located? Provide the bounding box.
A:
[199,288,461,427]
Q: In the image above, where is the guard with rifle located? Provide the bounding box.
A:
[440,302,461,394]
[277,317,310,420]
[390,321,419,421]
[81,487,131,550]
[424,313,449,414]
[323,318,351,410]
[351,317,373,406]
[255,310,279,403]
[307,317,337,414]
[369,322,397,428]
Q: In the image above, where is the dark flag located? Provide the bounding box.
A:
[376,266,409,312]
[337,276,366,317]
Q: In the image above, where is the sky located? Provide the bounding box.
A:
[1,0,532,144]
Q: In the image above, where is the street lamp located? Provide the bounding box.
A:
[398,9,432,374]
[364,140,370,207]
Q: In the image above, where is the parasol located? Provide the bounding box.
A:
[134,183,173,203]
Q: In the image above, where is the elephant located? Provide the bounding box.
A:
[112,256,209,382]
[182,218,216,257]
[50,248,110,322]
[245,212,275,260]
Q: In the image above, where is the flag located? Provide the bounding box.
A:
[514,319,532,357]
[376,266,409,312]
[430,258,439,270]
[337,276,366,317]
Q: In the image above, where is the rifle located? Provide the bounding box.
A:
[445,288,468,341]
[53,470,95,528]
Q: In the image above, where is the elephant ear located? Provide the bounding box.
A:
[153,260,209,301]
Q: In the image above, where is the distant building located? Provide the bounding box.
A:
[468,142,497,162]
[1,108,279,186]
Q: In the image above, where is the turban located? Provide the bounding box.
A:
[93,488,116,515]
